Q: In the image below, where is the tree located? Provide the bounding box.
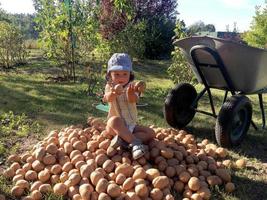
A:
[99,0,128,40]
[98,0,143,58]
[9,14,39,39]
[187,21,216,35]
[243,2,267,48]
[134,0,177,59]
[0,6,9,22]
[203,24,216,32]
[99,0,177,59]
[187,21,205,35]
[133,0,177,21]
[33,0,100,81]
[0,3,38,39]
[144,17,176,59]
[108,20,146,58]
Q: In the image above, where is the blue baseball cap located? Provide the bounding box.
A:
[107,53,132,73]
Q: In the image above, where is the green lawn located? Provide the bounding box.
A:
[0,50,266,199]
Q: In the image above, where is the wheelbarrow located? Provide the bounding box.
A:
[164,36,267,147]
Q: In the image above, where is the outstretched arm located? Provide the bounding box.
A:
[103,84,117,102]
[127,83,139,103]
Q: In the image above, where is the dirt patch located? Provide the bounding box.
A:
[16,135,39,154]
[0,135,39,170]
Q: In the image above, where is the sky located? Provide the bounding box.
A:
[0,0,35,14]
[0,0,265,32]
[178,0,266,32]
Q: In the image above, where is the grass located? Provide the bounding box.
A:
[0,50,266,199]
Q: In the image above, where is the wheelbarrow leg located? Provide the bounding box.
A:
[251,120,258,130]
[223,91,228,103]
[207,88,216,117]
[258,94,265,129]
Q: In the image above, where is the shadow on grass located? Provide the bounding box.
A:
[230,173,267,200]
[0,76,105,129]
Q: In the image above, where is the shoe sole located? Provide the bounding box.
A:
[132,149,146,160]
[110,135,128,149]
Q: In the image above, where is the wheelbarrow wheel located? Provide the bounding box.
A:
[215,95,252,147]
[164,83,197,128]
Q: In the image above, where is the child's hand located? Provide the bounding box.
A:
[114,84,124,95]
[135,81,146,93]
[127,83,136,96]
[127,83,138,103]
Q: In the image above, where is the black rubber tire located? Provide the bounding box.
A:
[164,83,197,128]
[215,95,252,147]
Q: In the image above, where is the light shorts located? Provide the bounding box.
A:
[127,124,136,133]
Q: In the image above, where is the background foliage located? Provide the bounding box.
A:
[0,8,38,39]
[243,2,267,48]
[99,0,177,59]
[187,21,216,35]
[33,0,100,80]
[0,21,28,69]
[167,20,195,84]
[108,21,146,58]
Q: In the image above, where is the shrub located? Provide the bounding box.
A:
[108,21,146,58]
[0,21,28,69]
[167,47,195,84]
[242,3,267,48]
[167,20,195,84]
[24,39,39,49]
[0,111,42,157]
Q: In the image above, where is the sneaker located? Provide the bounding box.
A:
[110,135,129,149]
[130,139,146,160]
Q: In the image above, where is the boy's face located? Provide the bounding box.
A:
[110,70,130,85]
